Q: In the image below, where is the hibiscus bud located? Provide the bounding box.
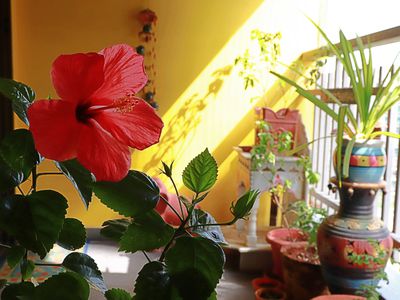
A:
[136,45,145,55]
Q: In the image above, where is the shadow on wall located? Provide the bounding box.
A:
[144,65,233,170]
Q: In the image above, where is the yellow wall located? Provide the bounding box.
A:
[11,0,320,227]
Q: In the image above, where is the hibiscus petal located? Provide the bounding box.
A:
[91,44,147,102]
[93,98,163,150]
[27,99,82,161]
[51,52,104,102]
[77,119,131,182]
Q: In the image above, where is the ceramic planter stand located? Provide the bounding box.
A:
[317,178,393,294]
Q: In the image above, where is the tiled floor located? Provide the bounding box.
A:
[88,242,256,300]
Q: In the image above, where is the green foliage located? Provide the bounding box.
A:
[100,219,130,242]
[234,30,281,99]
[182,148,218,194]
[165,236,225,300]
[35,272,90,300]
[289,201,327,245]
[1,282,35,300]
[106,289,133,300]
[297,155,320,184]
[0,129,41,192]
[56,159,94,208]
[230,190,260,220]
[62,252,107,293]
[119,210,174,253]
[134,262,172,300]
[0,191,68,258]
[94,170,160,217]
[20,259,35,281]
[0,78,35,125]
[6,245,25,269]
[57,218,86,250]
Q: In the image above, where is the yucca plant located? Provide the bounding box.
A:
[271,19,400,182]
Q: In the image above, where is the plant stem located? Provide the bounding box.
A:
[159,195,184,223]
[34,262,62,267]
[31,166,37,193]
[0,243,11,249]
[36,172,63,178]
[142,251,152,263]
[168,175,185,217]
[159,206,195,262]
[16,186,25,196]
[185,220,235,229]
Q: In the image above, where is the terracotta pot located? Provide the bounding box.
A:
[266,228,307,278]
[251,277,283,292]
[311,295,366,300]
[317,179,393,294]
[281,244,327,300]
[255,287,286,300]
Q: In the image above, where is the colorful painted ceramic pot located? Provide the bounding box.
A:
[317,179,393,294]
[335,139,386,183]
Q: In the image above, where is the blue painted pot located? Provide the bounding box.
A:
[335,139,386,183]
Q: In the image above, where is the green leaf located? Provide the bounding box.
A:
[0,155,24,192]
[0,191,68,258]
[101,219,130,242]
[119,210,174,253]
[343,136,356,178]
[0,129,41,178]
[182,149,218,194]
[94,170,159,217]
[166,236,225,300]
[230,190,260,220]
[189,209,226,245]
[105,288,133,300]
[134,261,172,300]
[56,159,94,208]
[6,245,25,269]
[0,78,35,125]
[35,272,90,300]
[62,252,107,293]
[57,218,86,251]
[1,281,35,300]
[21,259,35,281]
[336,105,348,184]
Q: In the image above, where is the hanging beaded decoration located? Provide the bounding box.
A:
[137,9,159,110]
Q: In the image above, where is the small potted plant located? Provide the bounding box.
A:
[280,201,328,300]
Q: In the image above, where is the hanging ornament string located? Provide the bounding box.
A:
[137,9,159,110]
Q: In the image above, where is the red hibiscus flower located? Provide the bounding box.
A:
[28,44,163,182]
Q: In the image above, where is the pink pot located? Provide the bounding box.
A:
[251,277,283,292]
[311,295,366,300]
[266,228,307,278]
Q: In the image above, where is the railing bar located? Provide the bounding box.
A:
[320,74,331,191]
[393,136,400,234]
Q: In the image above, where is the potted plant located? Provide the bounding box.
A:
[280,201,328,300]
[271,20,397,294]
[255,286,286,300]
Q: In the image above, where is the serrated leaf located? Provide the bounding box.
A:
[230,190,259,220]
[56,159,94,208]
[0,78,35,125]
[119,210,174,253]
[6,245,25,269]
[166,236,225,300]
[1,281,35,300]
[35,272,90,300]
[0,191,68,258]
[94,170,159,217]
[134,261,172,300]
[189,209,226,245]
[21,259,35,281]
[101,219,130,242]
[62,252,107,293]
[105,288,132,300]
[57,218,86,250]
[182,149,218,194]
[0,155,24,192]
